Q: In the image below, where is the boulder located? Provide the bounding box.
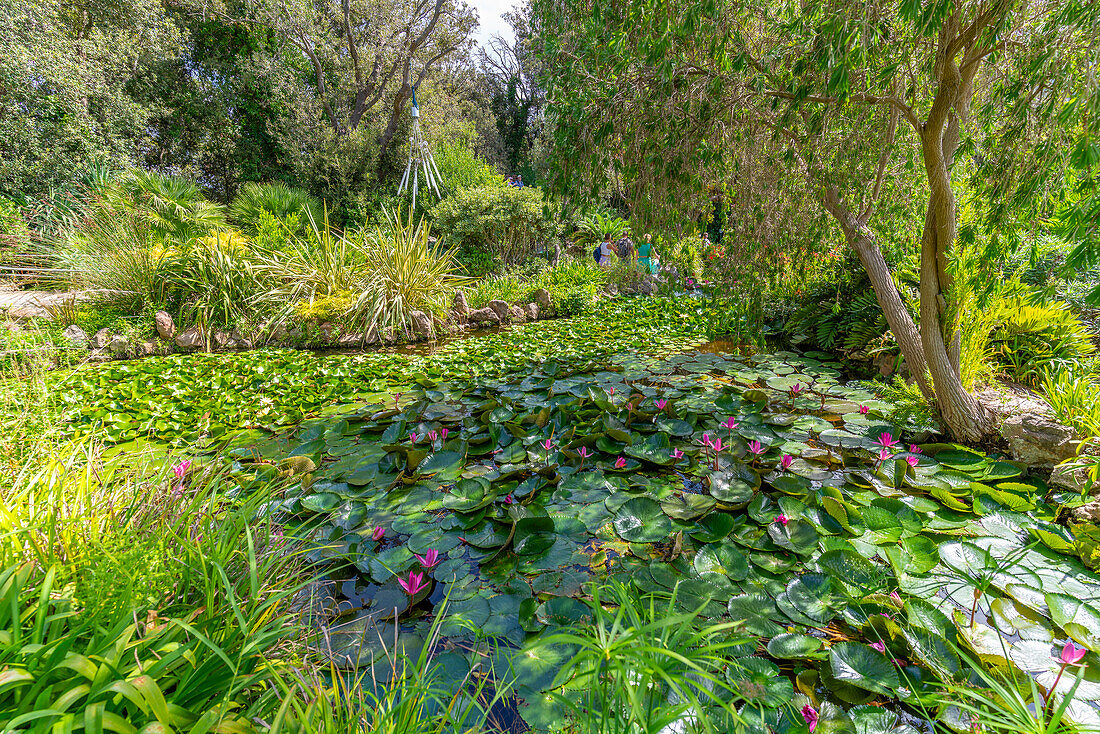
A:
[510,305,527,323]
[603,283,619,297]
[61,324,88,348]
[1050,463,1096,496]
[452,290,469,317]
[318,322,335,341]
[230,329,252,350]
[469,307,501,326]
[1072,499,1100,524]
[410,310,434,339]
[108,333,130,355]
[90,328,111,350]
[534,288,552,310]
[487,300,511,322]
[154,310,175,340]
[175,325,205,350]
[639,275,658,297]
[214,331,233,348]
[525,302,539,321]
[874,353,897,378]
[363,325,380,344]
[1000,414,1079,467]
[338,333,361,347]
[137,340,156,356]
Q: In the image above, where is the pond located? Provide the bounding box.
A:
[205,339,1100,732]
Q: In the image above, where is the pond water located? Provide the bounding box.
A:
[207,342,1100,732]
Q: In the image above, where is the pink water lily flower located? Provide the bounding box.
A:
[394,393,403,408]
[415,549,440,569]
[748,440,765,456]
[890,590,902,604]
[614,456,627,469]
[710,437,724,452]
[441,428,449,441]
[700,433,713,448]
[626,402,634,412]
[541,438,554,451]
[608,387,616,396]
[875,432,900,449]
[859,404,869,415]
[1061,641,1087,665]
[577,446,591,458]
[172,460,192,479]
[721,417,739,431]
[909,444,921,454]
[504,493,515,504]
[906,455,919,467]
[671,448,684,459]
[428,430,438,442]
[802,705,818,733]
[871,641,886,654]
[776,514,789,526]
[655,399,668,410]
[372,526,385,541]
[409,432,419,444]
[398,571,429,596]
[790,383,804,395]
[780,454,793,470]
[878,447,893,462]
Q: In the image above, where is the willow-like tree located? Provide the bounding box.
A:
[536,0,1099,441]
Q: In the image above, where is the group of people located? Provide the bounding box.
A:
[506,174,524,188]
[593,233,659,275]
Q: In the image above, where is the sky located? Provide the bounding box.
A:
[471,0,517,49]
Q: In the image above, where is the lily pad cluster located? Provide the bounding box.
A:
[213,347,1100,731]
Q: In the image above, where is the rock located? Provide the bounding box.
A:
[534,288,552,310]
[452,290,469,317]
[487,300,511,322]
[90,328,111,349]
[410,310,434,338]
[468,307,501,326]
[137,340,156,356]
[525,302,539,321]
[61,324,88,348]
[175,325,205,350]
[230,329,252,350]
[603,283,619,297]
[1050,463,1096,495]
[318,322,335,341]
[214,331,233,348]
[510,305,527,323]
[874,353,897,378]
[154,311,175,340]
[108,334,130,355]
[1000,414,1079,467]
[639,275,658,297]
[337,333,361,346]
[1072,499,1100,524]
[363,325,380,344]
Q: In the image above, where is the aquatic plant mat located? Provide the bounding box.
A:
[201,346,1100,731]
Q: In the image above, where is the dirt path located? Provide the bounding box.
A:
[0,287,85,319]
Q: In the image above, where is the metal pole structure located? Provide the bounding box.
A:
[396,85,443,206]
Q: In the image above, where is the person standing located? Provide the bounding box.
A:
[637,234,659,274]
[599,233,615,267]
[615,233,635,264]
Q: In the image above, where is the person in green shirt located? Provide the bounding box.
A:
[637,234,659,274]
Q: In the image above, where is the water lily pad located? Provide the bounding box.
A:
[766,633,824,659]
[828,641,901,695]
[613,497,673,543]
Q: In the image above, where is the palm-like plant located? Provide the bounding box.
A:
[230,182,322,236]
[105,170,227,245]
[576,211,631,244]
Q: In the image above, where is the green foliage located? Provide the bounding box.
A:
[785,272,916,355]
[104,170,227,245]
[433,140,505,192]
[230,182,322,236]
[530,582,755,733]
[177,233,267,332]
[1042,368,1100,438]
[467,256,606,316]
[432,185,560,274]
[574,210,630,244]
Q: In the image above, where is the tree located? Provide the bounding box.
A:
[478,2,544,173]
[0,0,184,197]
[223,0,477,164]
[536,0,1100,441]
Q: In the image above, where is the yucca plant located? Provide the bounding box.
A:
[352,208,467,339]
[230,181,323,236]
[177,235,268,335]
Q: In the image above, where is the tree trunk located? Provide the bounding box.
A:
[821,188,934,401]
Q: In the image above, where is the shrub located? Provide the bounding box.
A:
[1042,367,1100,438]
[104,170,227,245]
[434,140,505,192]
[432,185,560,274]
[662,236,704,279]
[541,256,606,316]
[574,210,630,244]
[230,181,322,236]
[177,235,268,332]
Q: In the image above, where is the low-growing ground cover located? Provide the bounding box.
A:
[184,331,1100,731]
